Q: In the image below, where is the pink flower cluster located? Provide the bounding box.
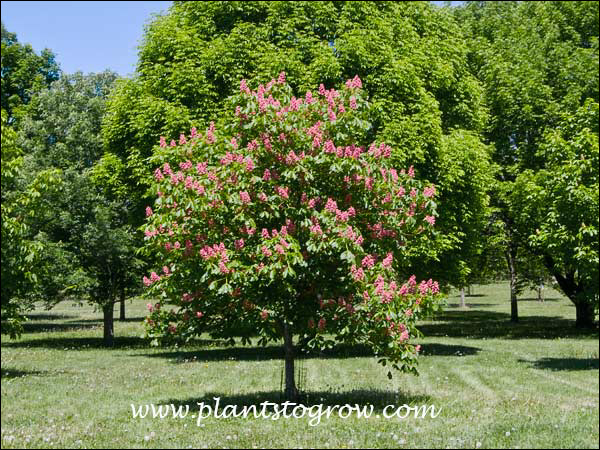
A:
[323,140,364,159]
[350,265,365,281]
[367,222,397,239]
[368,142,392,159]
[423,185,436,198]
[275,186,289,199]
[345,75,363,89]
[239,191,251,204]
[143,271,162,287]
[338,225,364,246]
[199,242,227,261]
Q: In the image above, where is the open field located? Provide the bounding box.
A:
[1,282,598,448]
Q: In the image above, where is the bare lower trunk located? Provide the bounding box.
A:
[538,282,544,302]
[283,323,299,402]
[119,288,126,321]
[103,303,114,347]
[575,301,595,329]
[506,247,518,323]
[460,288,466,308]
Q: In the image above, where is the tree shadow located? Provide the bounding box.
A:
[418,343,480,356]
[1,368,47,379]
[420,310,598,339]
[521,357,599,371]
[25,313,79,321]
[136,341,480,364]
[21,321,101,333]
[1,336,149,350]
[161,388,432,412]
[517,297,560,302]
[446,303,500,308]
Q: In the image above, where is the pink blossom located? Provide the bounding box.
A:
[196,311,204,319]
[423,185,436,198]
[325,198,338,213]
[425,215,436,226]
[143,277,151,287]
[263,169,271,181]
[361,255,375,269]
[162,266,170,275]
[275,186,289,199]
[159,136,166,148]
[235,238,245,250]
[318,318,326,331]
[350,96,357,110]
[278,71,286,84]
[382,252,393,269]
[239,191,251,204]
[240,79,250,94]
[260,310,269,320]
[146,206,153,217]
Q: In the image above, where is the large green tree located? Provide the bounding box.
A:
[456,1,599,325]
[16,71,143,345]
[1,110,61,337]
[1,23,60,124]
[103,0,492,289]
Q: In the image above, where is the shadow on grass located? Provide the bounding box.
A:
[446,303,500,308]
[21,321,101,333]
[1,368,47,379]
[26,313,79,321]
[522,357,599,371]
[419,343,480,356]
[420,310,598,339]
[1,336,228,351]
[160,389,432,411]
[136,342,480,364]
[518,297,560,302]
[1,336,149,350]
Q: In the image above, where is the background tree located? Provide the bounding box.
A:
[1,22,60,125]
[1,110,61,337]
[512,100,599,326]
[103,0,492,290]
[456,1,599,325]
[15,71,144,344]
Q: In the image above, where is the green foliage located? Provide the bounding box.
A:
[1,110,61,337]
[457,1,599,320]
[1,22,60,124]
[18,71,118,171]
[15,71,144,326]
[513,100,599,309]
[103,1,492,287]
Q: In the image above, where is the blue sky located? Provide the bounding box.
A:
[1,1,173,76]
[2,1,460,77]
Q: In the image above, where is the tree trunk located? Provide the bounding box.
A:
[538,281,544,302]
[103,302,115,347]
[283,322,299,402]
[460,288,466,308]
[119,288,126,321]
[575,301,595,329]
[505,247,518,323]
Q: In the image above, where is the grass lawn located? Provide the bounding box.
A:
[1,282,598,448]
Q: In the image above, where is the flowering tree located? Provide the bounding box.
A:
[142,74,443,400]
